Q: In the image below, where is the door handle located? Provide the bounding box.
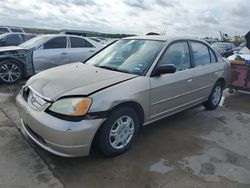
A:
[187,78,193,82]
[60,52,68,55]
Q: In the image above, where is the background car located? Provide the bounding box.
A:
[0,26,25,34]
[0,34,103,83]
[0,33,36,47]
[233,42,246,54]
[212,42,235,57]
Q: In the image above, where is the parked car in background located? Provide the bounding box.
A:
[0,33,36,47]
[60,29,91,37]
[233,42,246,54]
[212,42,235,57]
[16,36,230,157]
[89,37,115,46]
[0,26,25,34]
[0,34,103,83]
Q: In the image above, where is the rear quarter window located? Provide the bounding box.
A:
[209,48,218,63]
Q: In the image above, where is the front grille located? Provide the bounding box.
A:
[22,87,48,110]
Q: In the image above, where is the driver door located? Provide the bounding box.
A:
[33,36,69,73]
[149,41,196,121]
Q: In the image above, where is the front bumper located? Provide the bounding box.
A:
[16,93,105,157]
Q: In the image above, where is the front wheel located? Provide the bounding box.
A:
[0,60,23,84]
[96,107,140,157]
[203,82,223,110]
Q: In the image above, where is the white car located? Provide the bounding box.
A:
[0,26,25,34]
[0,34,103,83]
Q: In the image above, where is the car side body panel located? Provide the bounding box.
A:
[89,38,230,126]
[89,76,151,123]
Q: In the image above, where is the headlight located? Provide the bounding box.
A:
[48,97,92,117]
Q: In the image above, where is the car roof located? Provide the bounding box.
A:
[2,32,34,35]
[124,35,203,42]
[43,34,89,39]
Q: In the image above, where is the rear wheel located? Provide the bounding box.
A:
[203,82,223,110]
[97,107,140,157]
[0,60,23,84]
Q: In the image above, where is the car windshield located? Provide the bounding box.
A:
[86,39,164,75]
[19,35,50,49]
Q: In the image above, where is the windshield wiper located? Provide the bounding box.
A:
[96,65,117,71]
[96,65,131,74]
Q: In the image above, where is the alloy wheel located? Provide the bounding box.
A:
[109,116,135,150]
[212,85,222,106]
[0,62,21,83]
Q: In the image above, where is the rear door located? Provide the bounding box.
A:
[150,41,197,121]
[68,37,98,62]
[33,36,69,72]
[188,41,220,100]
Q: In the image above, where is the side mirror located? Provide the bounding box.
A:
[152,64,176,77]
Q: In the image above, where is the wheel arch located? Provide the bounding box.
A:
[108,101,145,126]
[0,57,27,75]
[90,100,145,153]
[216,77,226,89]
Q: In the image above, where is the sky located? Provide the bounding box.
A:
[0,0,249,38]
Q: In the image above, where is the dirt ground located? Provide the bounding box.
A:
[0,83,250,188]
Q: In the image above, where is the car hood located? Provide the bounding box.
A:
[0,46,26,52]
[26,63,137,101]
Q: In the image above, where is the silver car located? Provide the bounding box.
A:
[16,36,230,157]
[0,34,102,83]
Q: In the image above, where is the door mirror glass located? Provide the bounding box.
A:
[152,64,176,76]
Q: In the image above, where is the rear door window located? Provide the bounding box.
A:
[158,41,191,71]
[43,37,67,49]
[191,42,210,66]
[209,48,217,63]
[70,37,94,48]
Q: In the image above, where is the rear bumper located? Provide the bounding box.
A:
[16,93,105,157]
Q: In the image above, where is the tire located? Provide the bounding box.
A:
[97,107,140,157]
[203,82,223,110]
[0,60,23,84]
